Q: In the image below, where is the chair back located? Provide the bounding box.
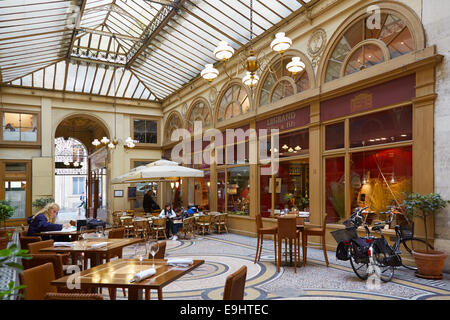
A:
[219,213,227,223]
[22,253,65,279]
[198,215,211,224]
[108,227,125,239]
[152,218,166,228]
[120,216,133,227]
[19,234,42,250]
[133,220,148,229]
[44,293,103,300]
[255,213,263,229]
[150,212,160,217]
[223,266,247,300]
[28,239,54,254]
[321,213,328,230]
[152,240,167,259]
[126,210,135,217]
[21,224,28,232]
[111,211,122,227]
[19,262,57,300]
[277,216,297,240]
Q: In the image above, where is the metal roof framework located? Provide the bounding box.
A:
[0,0,316,102]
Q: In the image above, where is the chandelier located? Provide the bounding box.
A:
[92,36,137,150]
[201,0,306,89]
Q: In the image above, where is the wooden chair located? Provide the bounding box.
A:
[19,233,42,250]
[180,217,195,239]
[277,216,301,273]
[126,210,135,217]
[44,292,104,300]
[111,211,122,227]
[133,220,150,239]
[223,266,247,300]
[212,213,228,234]
[196,215,212,235]
[27,239,54,254]
[120,216,134,238]
[151,218,167,239]
[19,262,57,300]
[254,214,277,266]
[302,213,329,267]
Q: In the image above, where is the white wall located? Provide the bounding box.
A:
[423,0,450,272]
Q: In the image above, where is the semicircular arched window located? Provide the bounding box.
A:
[187,100,212,132]
[260,56,310,106]
[217,84,250,122]
[325,13,414,82]
[164,113,183,145]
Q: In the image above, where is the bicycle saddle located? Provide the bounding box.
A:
[371,224,384,232]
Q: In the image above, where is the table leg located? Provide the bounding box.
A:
[157,288,163,300]
[128,288,144,300]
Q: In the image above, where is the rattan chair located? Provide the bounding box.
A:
[196,215,212,236]
[223,266,247,300]
[277,216,301,273]
[180,217,196,239]
[302,213,329,267]
[120,216,134,238]
[19,262,57,300]
[111,211,122,227]
[151,218,167,239]
[212,213,228,234]
[133,219,150,239]
[254,214,277,265]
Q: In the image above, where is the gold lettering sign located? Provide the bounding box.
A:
[351,93,373,113]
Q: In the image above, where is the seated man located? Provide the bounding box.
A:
[187,203,198,215]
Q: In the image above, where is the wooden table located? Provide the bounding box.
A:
[51,258,204,300]
[39,238,142,267]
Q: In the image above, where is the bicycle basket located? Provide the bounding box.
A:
[399,223,414,239]
[331,227,357,243]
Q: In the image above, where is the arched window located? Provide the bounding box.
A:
[187,99,212,132]
[217,84,250,123]
[325,12,414,82]
[164,112,183,145]
[260,56,310,106]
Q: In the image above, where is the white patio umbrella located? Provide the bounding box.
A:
[111,159,204,184]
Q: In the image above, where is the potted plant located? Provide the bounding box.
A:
[0,200,15,245]
[32,197,55,211]
[403,192,450,279]
[0,243,31,299]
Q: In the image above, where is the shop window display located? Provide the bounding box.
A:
[325,157,346,223]
[274,161,309,214]
[226,166,250,216]
[350,147,412,225]
[217,170,226,213]
[325,122,345,150]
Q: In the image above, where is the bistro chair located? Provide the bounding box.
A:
[120,216,134,238]
[44,292,104,300]
[254,214,277,266]
[19,262,57,300]
[302,213,329,267]
[212,213,228,234]
[151,218,167,240]
[111,211,122,227]
[144,240,167,300]
[180,217,195,239]
[196,215,212,235]
[223,266,247,300]
[133,219,150,239]
[126,210,136,217]
[277,216,301,273]
[19,233,42,250]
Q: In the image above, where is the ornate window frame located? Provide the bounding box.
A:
[185,97,212,133]
[214,80,253,127]
[164,111,184,146]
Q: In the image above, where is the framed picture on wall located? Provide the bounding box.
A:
[114,190,124,197]
[128,187,137,199]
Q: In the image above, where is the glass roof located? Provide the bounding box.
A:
[0,0,316,102]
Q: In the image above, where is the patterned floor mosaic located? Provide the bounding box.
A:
[99,233,450,300]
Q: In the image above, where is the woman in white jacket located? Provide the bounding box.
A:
[160,203,176,238]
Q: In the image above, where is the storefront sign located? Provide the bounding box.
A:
[320,74,416,122]
[256,106,310,132]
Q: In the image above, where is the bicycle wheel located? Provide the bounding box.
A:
[373,249,395,282]
[402,238,434,254]
[350,256,369,280]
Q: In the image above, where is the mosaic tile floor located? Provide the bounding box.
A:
[97,233,450,300]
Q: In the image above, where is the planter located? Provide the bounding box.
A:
[412,250,448,280]
[0,228,15,241]
[0,236,9,250]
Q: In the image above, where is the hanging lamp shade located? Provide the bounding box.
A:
[201,64,219,82]
[242,71,259,88]
[286,57,306,75]
[214,41,234,61]
[100,136,110,145]
[92,139,101,146]
[271,32,292,54]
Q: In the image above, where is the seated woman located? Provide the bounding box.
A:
[27,203,74,241]
[159,203,176,238]
[170,208,184,241]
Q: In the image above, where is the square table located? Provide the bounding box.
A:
[39,238,142,267]
[51,258,204,300]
